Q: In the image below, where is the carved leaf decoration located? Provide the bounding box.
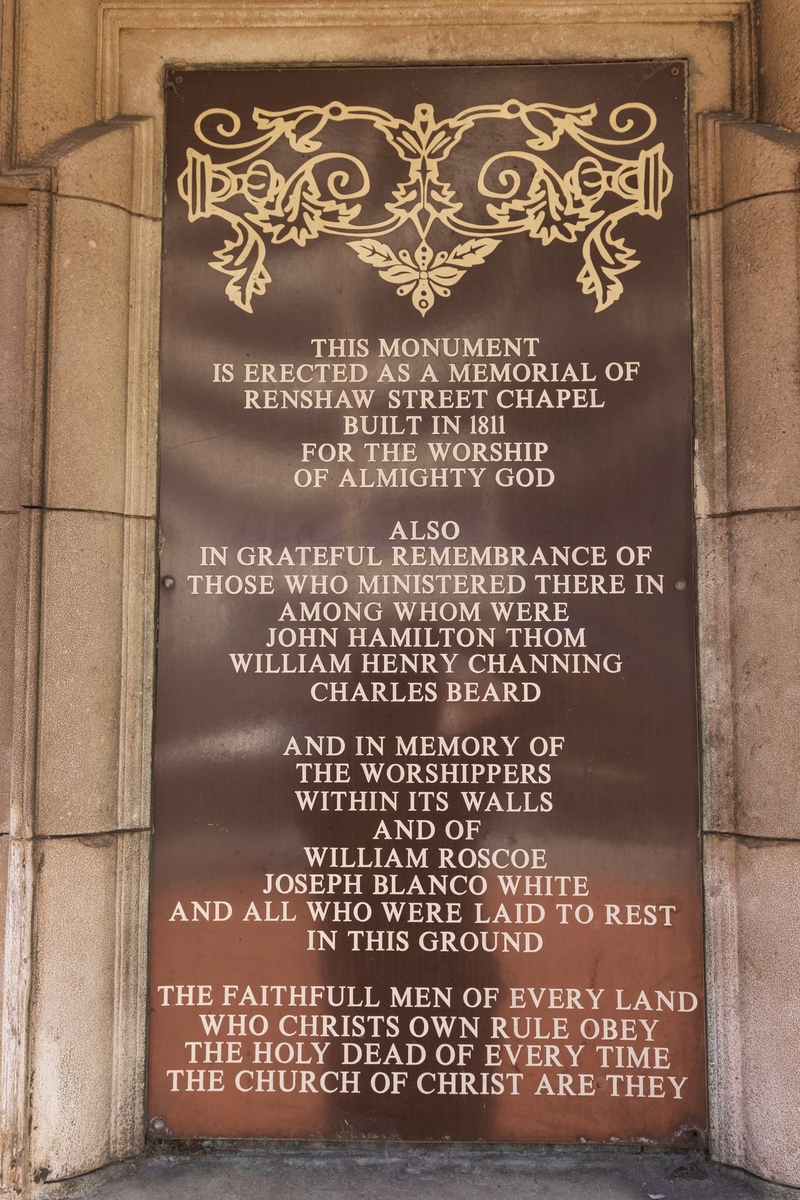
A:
[379,263,422,287]
[425,177,462,217]
[424,267,465,307]
[384,108,465,164]
[268,172,330,245]
[527,168,587,244]
[387,171,460,221]
[428,266,464,289]
[577,216,640,312]
[422,239,501,306]
[389,125,432,162]
[445,237,502,269]
[387,178,424,218]
[256,158,366,245]
[484,158,588,245]
[252,106,331,154]
[348,239,407,272]
[520,104,597,152]
[209,216,272,313]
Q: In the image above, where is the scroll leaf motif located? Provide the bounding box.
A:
[482,154,589,245]
[179,99,672,315]
[578,221,640,312]
[210,214,272,314]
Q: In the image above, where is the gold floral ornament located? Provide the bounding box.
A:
[178,99,673,316]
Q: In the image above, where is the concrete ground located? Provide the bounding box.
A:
[49,1145,796,1200]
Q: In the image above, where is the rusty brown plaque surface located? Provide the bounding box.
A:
[149,63,705,1144]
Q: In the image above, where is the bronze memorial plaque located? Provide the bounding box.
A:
[149,63,705,1144]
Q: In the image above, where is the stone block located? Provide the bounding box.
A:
[695,517,734,831]
[0,205,27,513]
[691,211,727,517]
[108,830,150,1162]
[15,0,97,163]
[759,0,800,135]
[0,835,8,1009]
[728,511,800,838]
[0,514,20,834]
[703,834,744,1166]
[723,191,800,513]
[735,837,800,1186]
[27,834,117,1180]
[44,196,134,515]
[26,829,150,1181]
[53,119,157,219]
[720,120,800,207]
[36,510,154,836]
